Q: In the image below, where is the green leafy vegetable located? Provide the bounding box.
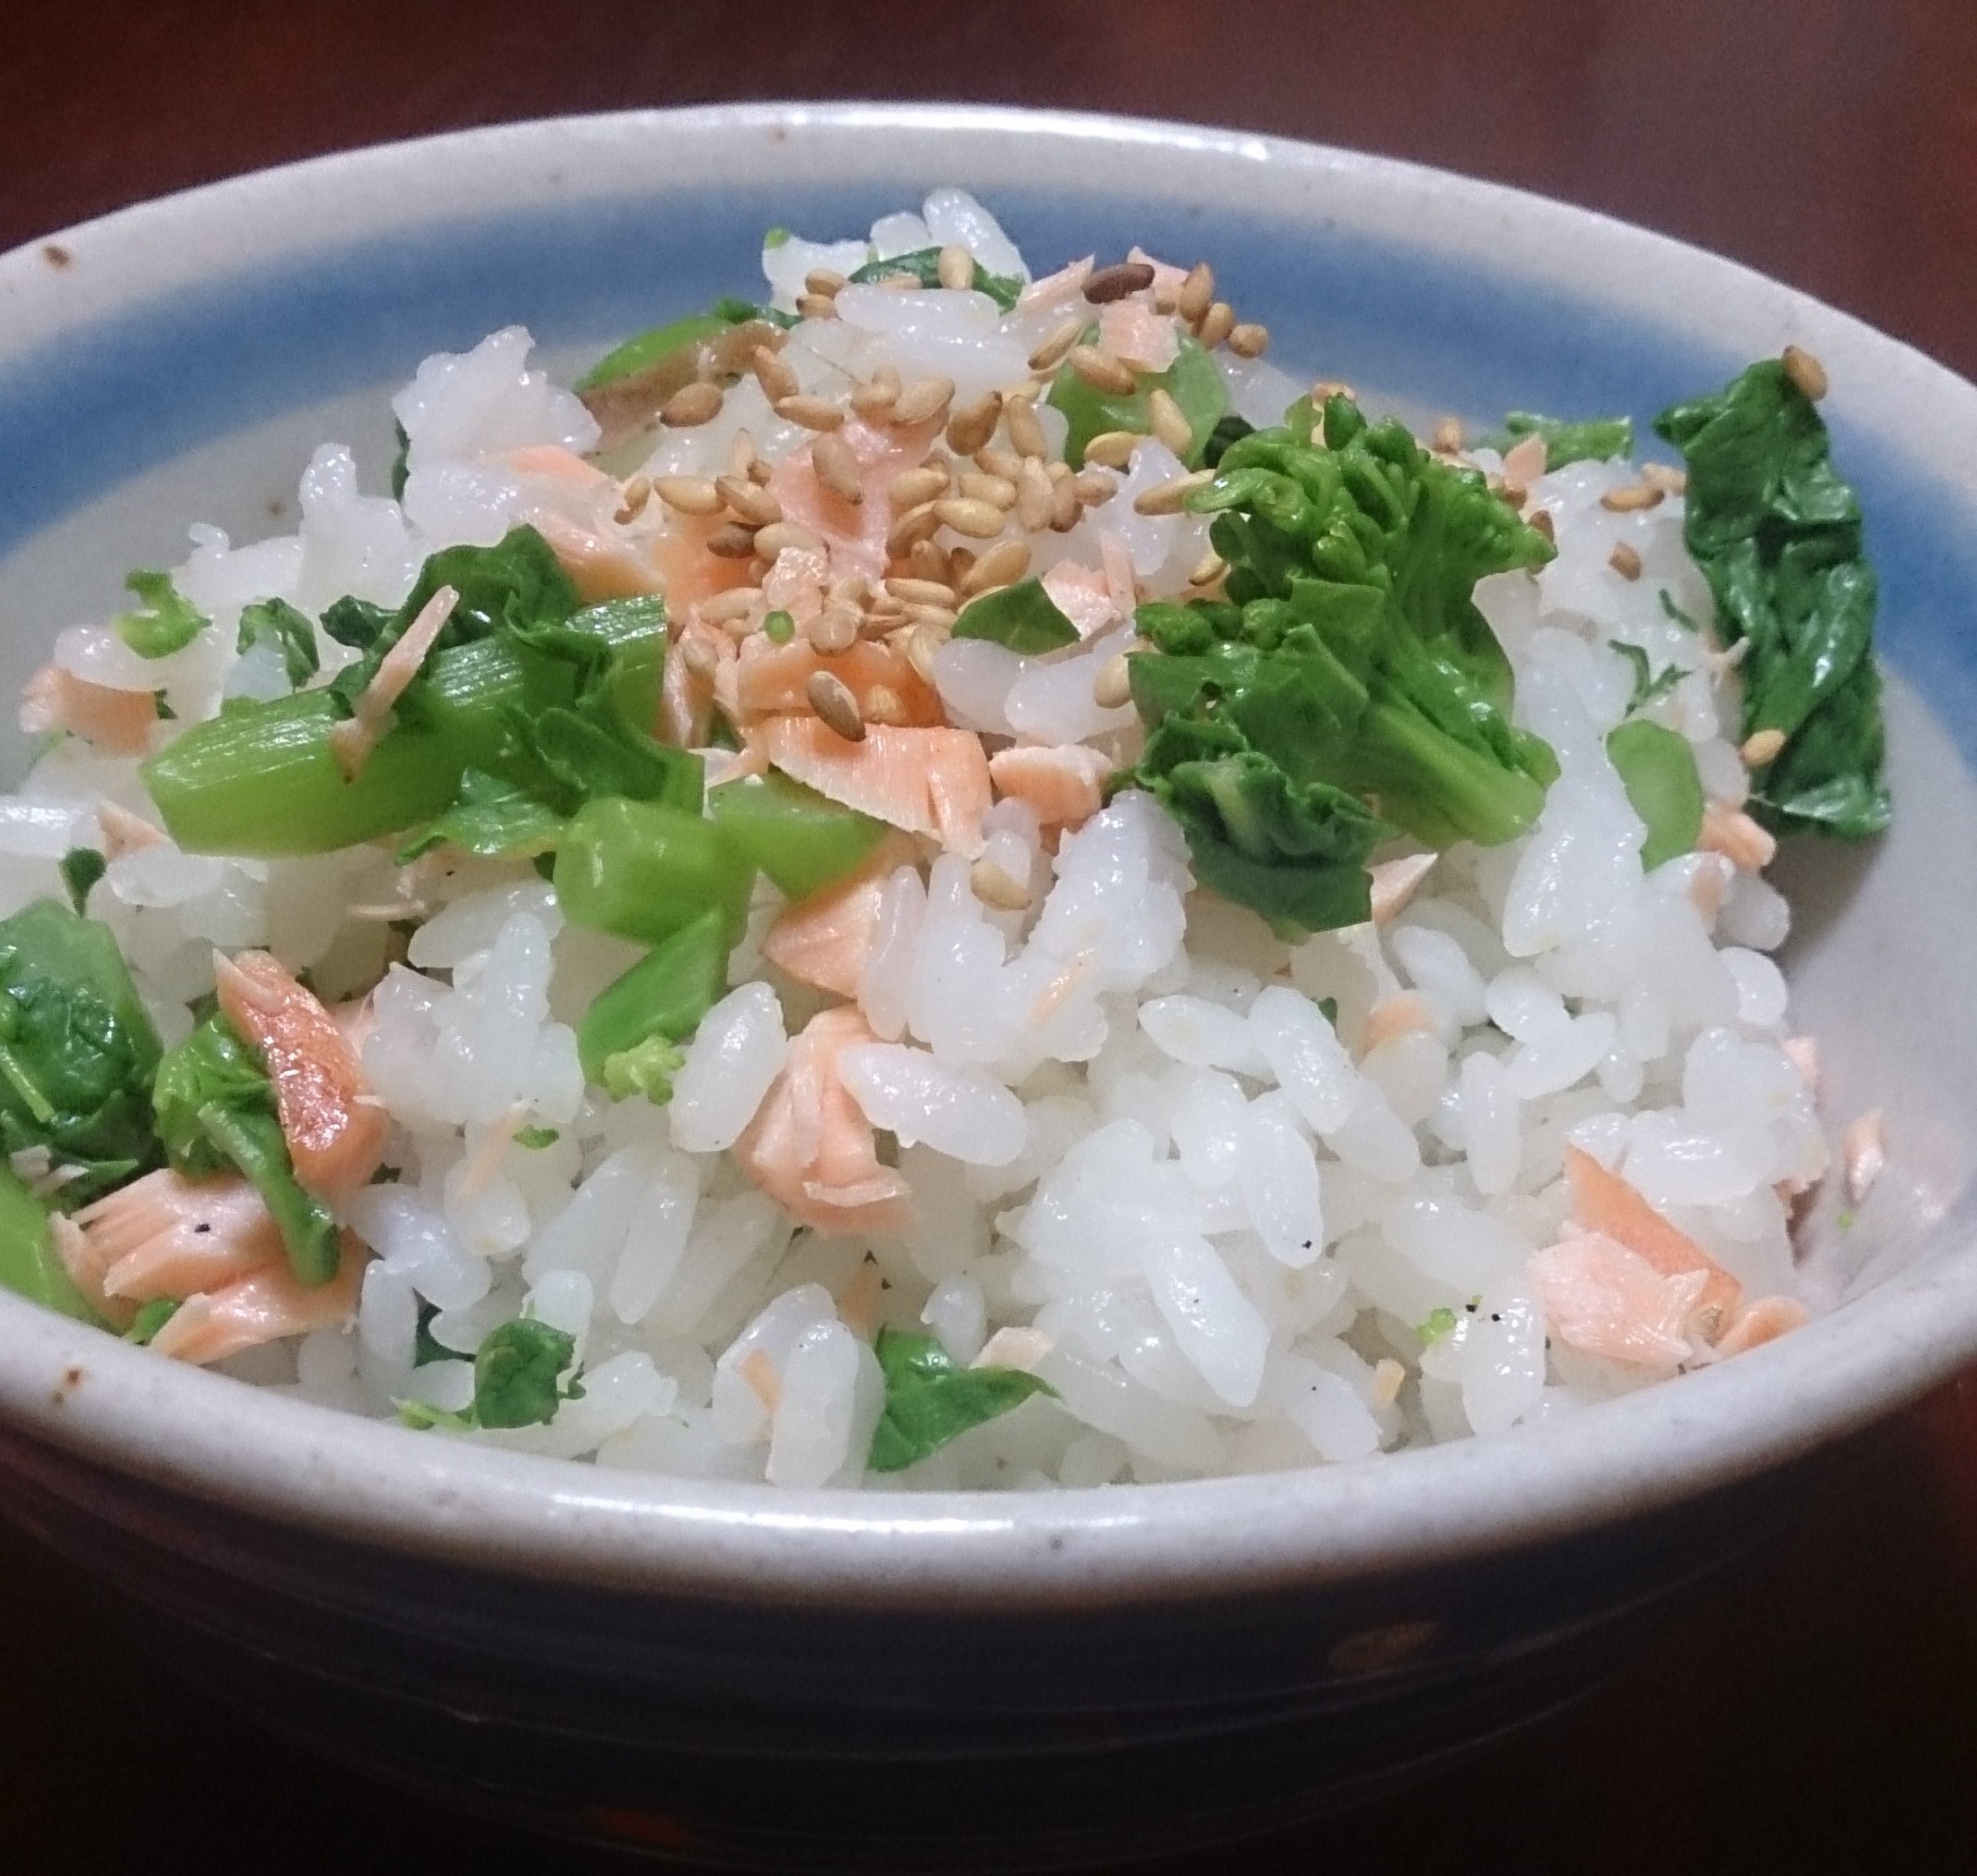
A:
[1201,412,1257,468]
[0,900,163,1206]
[473,1317,584,1429]
[578,907,730,1094]
[58,848,105,917]
[707,770,885,901]
[389,420,412,500]
[395,768,568,863]
[1654,358,1888,837]
[1118,394,1558,931]
[556,796,754,950]
[125,1297,182,1345]
[1484,411,1634,468]
[1609,641,1688,715]
[951,578,1079,655]
[1607,718,1705,870]
[152,1014,339,1285]
[114,571,208,659]
[236,597,321,689]
[412,1300,450,1367]
[0,1164,101,1323]
[514,1126,559,1150]
[1418,1305,1458,1342]
[1049,334,1229,469]
[577,303,763,394]
[1657,589,1701,633]
[847,247,1024,311]
[866,1326,1059,1473]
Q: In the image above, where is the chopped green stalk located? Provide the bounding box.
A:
[0,900,163,1205]
[707,770,885,900]
[1483,411,1634,467]
[0,1164,101,1323]
[578,907,730,1089]
[1607,719,1705,871]
[59,848,106,916]
[951,578,1079,654]
[847,247,1024,310]
[153,1015,339,1286]
[577,309,749,394]
[124,1297,182,1344]
[1654,358,1888,838]
[114,570,208,659]
[554,797,754,949]
[1049,334,1230,469]
[473,1318,583,1429]
[236,597,321,688]
[867,1326,1058,1473]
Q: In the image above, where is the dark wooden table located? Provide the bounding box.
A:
[5,4,1976,1869]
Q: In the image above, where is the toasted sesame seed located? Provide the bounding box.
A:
[794,292,838,321]
[1084,429,1141,470]
[945,389,1003,456]
[753,520,827,561]
[613,475,652,524]
[1609,541,1644,580]
[1227,322,1270,358]
[1600,483,1664,513]
[864,684,909,727]
[1640,462,1689,495]
[904,622,945,683]
[1741,727,1788,767]
[851,365,901,416]
[1147,387,1192,455]
[1067,346,1137,395]
[1015,456,1055,531]
[1073,467,1118,508]
[1091,654,1133,710]
[1084,261,1157,304]
[751,344,800,403]
[726,430,758,477]
[1050,472,1080,530]
[716,475,782,527]
[935,243,975,291]
[653,474,723,518]
[775,393,845,432]
[1782,343,1829,400]
[1496,479,1528,510]
[679,635,721,680]
[705,522,759,558]
[811,431,864,505]
[885,500,944,557]
[903,601,959,631]
[888,375,956,428]
[933,496,1008,539]
[960,538,1032,596]
[746,458,775,486]
[887,466,950,515]
[660,381,724,427]
[1177,261,1215,324]
[1133,469,1213,517]
[1004,394,1049,462]
[1028,317,1087,373]
[807,669,865,740]
[959,471,1017,509]
[970,856,1033,910]
[1196,301,1236,349]
[804,268,847,297]
[974,443,1024,483]
[1188,548,1228,587]
[806,606,861,656]
[907,539,953,585]
[885,577,958,607]
[1529,508,1556,542]
[1431,416,1464,454]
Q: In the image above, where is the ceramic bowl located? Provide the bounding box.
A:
[3,104,1975,1872]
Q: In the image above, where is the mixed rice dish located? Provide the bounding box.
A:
[0,191,1893,1488]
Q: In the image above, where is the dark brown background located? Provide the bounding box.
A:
[4,3,1976,1870]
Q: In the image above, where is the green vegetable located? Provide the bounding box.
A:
[395,769,568,863]
[114,571,208,659]
[578,907,730,1092]
[412,1300,450,1367]
[763,607,796,645]
[847,247,1024,311]
[866,1326,1059,1473]
[951,578,1079,655]
[601,1038,687,1104]
[577,305,757,394]
[1483,411,1634,468]
[514,1126,559,1150]
[1658,589,1702,633]
[1607,718,1705,870]
[0,899,163,1205]
[153,1015,339,1286]
[1654,358,1889,837]
[1049,334,1230,469]
[707,770,883,901]
[0,1164,101,1323]
[236,598,321,689]
[554,796,754,949]
[1418,1305,1458,1343]
[1118,396,1558,931]
[473,1317,583,1429]
[1202,412,1257,467]
[125,1297,181,1345]
[1609,641,1688,715]
[389,420,411,500]
[143,540,669,856]
[58,848,105,917]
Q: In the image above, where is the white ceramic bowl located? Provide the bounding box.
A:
[3,104,1975,1869]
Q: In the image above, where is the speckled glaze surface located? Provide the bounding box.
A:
[2,105,1975,1869]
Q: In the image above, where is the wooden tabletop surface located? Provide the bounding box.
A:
[4,3,1976,1869]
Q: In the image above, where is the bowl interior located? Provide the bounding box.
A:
[1,105,1974,1597]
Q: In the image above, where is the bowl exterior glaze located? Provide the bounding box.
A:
[3,104,1977,1869]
